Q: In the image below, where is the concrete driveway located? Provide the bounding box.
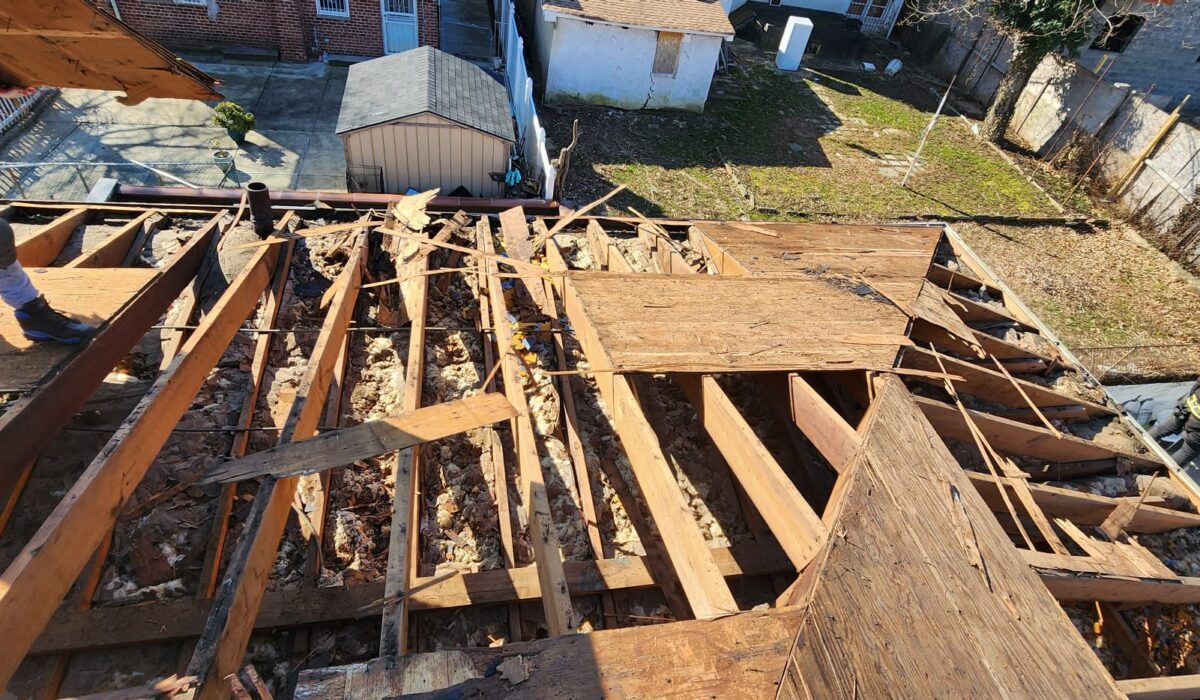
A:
[0,55,349,199]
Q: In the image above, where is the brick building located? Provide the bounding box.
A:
[100,0,441,62]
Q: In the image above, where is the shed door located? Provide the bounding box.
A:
[381,0,418,54]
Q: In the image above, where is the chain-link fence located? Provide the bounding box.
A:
[0,160,349,200]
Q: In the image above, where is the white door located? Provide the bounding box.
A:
[382,0,418,54]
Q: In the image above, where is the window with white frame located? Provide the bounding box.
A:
[173,0,208,6]
[316,0,350,18]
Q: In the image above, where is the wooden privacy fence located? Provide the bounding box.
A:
[1010,55,1200,266]
[494,0,557,199]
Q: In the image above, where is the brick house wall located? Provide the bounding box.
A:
[104,0,440,62]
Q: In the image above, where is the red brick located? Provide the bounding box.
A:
[103,0,441,62]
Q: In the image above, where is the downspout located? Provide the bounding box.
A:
[109,0,122,20]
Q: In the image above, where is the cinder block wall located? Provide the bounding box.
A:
[1079,9,1200,114]
[102,0,439,62]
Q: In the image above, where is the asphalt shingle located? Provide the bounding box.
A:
[541,0,734,36]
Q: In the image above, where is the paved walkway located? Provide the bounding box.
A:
[0,56,349,200]
[440,0,495,66]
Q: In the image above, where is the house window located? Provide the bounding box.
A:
[316,0,350,18]
[848,0,889,19]
[653,32,684,76]
[1090,14,1145,53]
[173,0,208,5]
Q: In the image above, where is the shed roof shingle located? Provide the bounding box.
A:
[336,47,515,141]
[542,0,734,36]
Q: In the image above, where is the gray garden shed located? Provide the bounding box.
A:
[336,47,516,197]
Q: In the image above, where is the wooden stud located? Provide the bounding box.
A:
[63,210,160,268]
[675,375,828,571]
[787,374,861,472]
[480,218,577,636]
[554,273,739,619]
[15,207,90,266]
[0,227,276,689]
[186,233,367,699]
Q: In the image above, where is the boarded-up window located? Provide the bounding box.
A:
[653,32,683,76]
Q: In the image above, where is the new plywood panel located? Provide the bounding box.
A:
[0,267,158,391]
[563,272,909,372]
[777,378,1123,699]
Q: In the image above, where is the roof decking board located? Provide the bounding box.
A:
[542,0,734,36]
[563,272,910,372]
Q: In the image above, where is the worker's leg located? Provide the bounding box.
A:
[0,220,38,309]
[1150,409,1186,440]
[1170,416,1200,467]
[0,219,94,345]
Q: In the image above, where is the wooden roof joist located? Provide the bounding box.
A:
[915,396,1158,471]
[1028,552,1200,605]
[31,542,790,657]
[186,233,368,698]
[0,226,276,689]
[902,348,1112,417]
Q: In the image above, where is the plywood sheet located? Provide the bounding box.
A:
[778,377,1123,699]
[0,267,159,391]
[697,222,941,307]
[563,272,909,372]
[0,0,219,104]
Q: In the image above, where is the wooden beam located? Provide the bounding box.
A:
[966,472,1200,533]
[31,543,788,657]
[380,221,432,657]
[926,262,1001,296]
[0,212,224,510]
[943,289,1033,329]
[914,396,1159,470]
[479,219,577,636]
[63,210,159,268]
[902,347,1111,416]
[498,206,547,308]
[787,374,861,472]
[689,226,750,276]
[909,320,1053,365]
[15,208,90,266]
[1118,675,1200,700]
[202,393,516,483]
[0,226,274,689]
[1027,551,1200,604]
[675,374,827,571]
[186,233,367,699]
[555,273,739,619]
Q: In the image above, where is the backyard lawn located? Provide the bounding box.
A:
[541,41,1200,379]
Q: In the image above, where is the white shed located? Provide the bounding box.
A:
[336,47,516,197]
[531,0,735,112]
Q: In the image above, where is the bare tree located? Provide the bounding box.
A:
[907,0,1179,143]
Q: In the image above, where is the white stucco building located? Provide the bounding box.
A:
[530,0,735,111]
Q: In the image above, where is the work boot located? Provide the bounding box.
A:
[15,296,94,345]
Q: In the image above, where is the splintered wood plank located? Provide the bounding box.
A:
[14,208,90,267]
[33,543,790,656]
[480,220,577,636]
[0,233,276,689]
[497,205,547,308]
[556,271,739,619]
[675,375,827,570]
[695,221,942,302]
[902,348,1111,416]
[63,210,159,268]
[563,272,909,372]
[914,396,1159,469]
[778,376,1123,698]
[0,267,158,391]
[203,393,517,483]
[966,472,1200,533]
[296,607,805,699]
[1025,551,1200,604]
[186,234,366,699]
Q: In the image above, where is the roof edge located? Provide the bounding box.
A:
[543,8,735,38]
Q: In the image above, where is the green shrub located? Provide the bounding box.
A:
[211,101,256,133]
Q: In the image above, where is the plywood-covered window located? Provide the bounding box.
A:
[653,31,684,76]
